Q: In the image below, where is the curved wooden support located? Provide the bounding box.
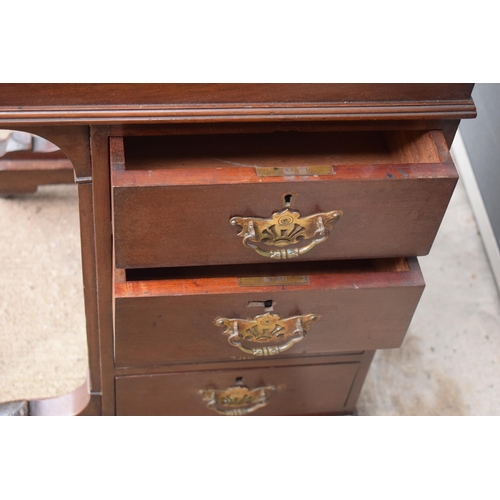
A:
[0,125,90,180]
[0,151,74,196]
[28,372,92,416]
[0,372,101,416]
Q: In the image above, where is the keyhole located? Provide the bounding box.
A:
[247,300,274,311]
[235,377,244,385]
[283,194,293,208]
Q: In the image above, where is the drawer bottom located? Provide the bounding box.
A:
[115,358,372,416]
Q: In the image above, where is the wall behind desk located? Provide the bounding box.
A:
[458,83,500,291]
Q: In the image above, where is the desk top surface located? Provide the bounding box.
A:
[0,84,476,126]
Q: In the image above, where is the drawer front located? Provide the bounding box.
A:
[111,130,458,269]
[114,258,424,367]
[115,362,360,416]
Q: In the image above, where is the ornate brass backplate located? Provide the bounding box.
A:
[230,208,342,259]
[199,383,276,416]
[215,312,319,356]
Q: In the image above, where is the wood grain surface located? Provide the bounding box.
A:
[112,130,458,268]
[113,171,458,268]
[0,84,476,415]
[0,84,475,125]
[114,258,424,367]
[115,360,361,416]
[0,84,475,106]
[0,157,74,195]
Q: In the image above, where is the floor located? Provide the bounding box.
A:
[0,184,87,404]
[1,176,499,415]
[358,176,500,415]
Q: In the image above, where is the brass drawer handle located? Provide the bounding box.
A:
[199,382,276,416]
[215,312,320,356]
[230,208,342,259]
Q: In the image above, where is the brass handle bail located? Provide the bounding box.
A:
[230,208,342,259]
[215,312,320,357]
[199,384,276,415]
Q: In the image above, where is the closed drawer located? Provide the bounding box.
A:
[115,360,363,416]
[114,258,424,368]
[111,130,457,269]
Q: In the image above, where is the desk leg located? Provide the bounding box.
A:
[77,182,102,398]
[90,126,115,415]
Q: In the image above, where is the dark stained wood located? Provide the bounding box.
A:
[135,179,450,265]
[0,84,477,416]
[124,257,410,282]
[111,130,458,269]
[109,119,461,140]
[77,183,101,392]
[0,105,477,126]
[0,157,74,195]
[114,352,366,377]
[118,258,415,296]
[90,126,114,415]
[114,258,424,367]
[0,84,475,126]
[115,360,362,416]
[1,150,67,160]
[344,350,375,412]
[4,125,91,179]
[119,130,441,171]
[441,120,461,148]
[0,84,475,106]
[107,119,464,153]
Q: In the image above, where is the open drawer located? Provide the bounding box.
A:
[114,257,424,368]
[111,129,458,269]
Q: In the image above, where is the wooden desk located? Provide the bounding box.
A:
[0,84,476,415]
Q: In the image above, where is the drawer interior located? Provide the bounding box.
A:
[123,257,410,283]
[118,130,445,171]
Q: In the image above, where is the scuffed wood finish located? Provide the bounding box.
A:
[114,258,424,367]
[115,359,363,416]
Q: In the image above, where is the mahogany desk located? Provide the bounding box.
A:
[0,84,476,415]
